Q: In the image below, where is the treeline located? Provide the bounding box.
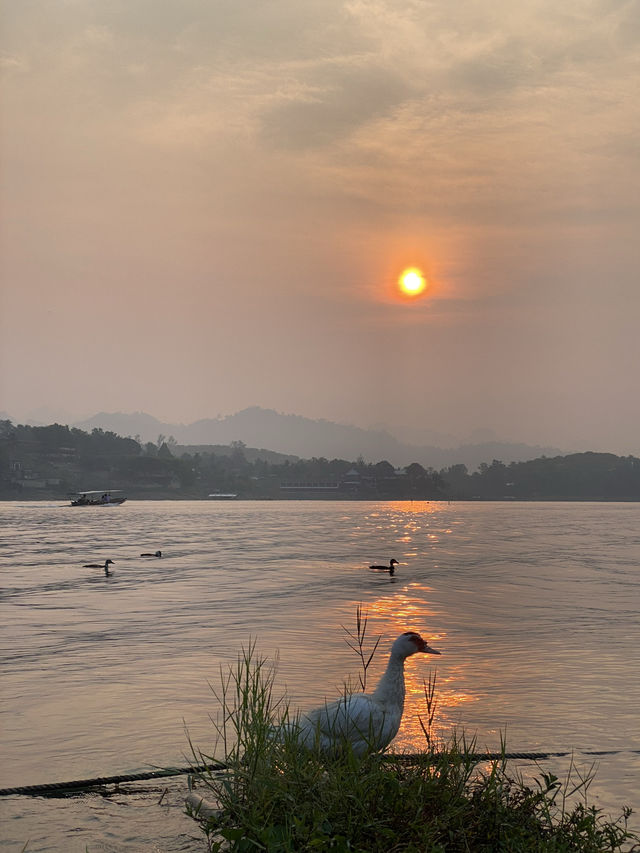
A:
[0,421,194,497]
[1,420,640,500]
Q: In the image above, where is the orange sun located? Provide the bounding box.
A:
[398,267,427,297]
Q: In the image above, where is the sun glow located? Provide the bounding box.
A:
[398,268,427,297]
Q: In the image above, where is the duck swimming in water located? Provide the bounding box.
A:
[370,558,399,576]
[140,550,162,557]
[277,631,440,757]
[83,559,114,576]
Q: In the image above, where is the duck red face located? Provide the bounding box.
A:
[403,631,441,655]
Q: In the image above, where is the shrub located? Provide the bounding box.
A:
[187,616,638,852]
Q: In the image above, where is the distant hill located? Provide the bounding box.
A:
[72,407,566,470]
[172,444,299,464]
[75,410,170,440]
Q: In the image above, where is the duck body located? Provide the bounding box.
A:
[140,550,162,557]
[83,559,114,576]
[83,559,114,570]
[369,558,399,576]
[289,631,440,757]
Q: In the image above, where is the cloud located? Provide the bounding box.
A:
[259,62,412,149]
[1,0,639,451]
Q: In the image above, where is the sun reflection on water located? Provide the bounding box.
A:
[377,501,456,551]
[368,583,441,631]
[363,580,481,752]
[398,664,479,751]
[386,500,445,515]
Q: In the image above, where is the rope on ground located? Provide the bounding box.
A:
[385,750,572,763]
[0,762,227,798]
[1,749,635,798]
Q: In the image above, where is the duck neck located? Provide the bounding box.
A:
[371,652,406,710]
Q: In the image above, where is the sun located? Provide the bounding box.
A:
[398,268,427,297]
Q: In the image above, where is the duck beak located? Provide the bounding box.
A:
[421,641,441,655]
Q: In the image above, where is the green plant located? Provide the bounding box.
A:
[341,604,381,692]
[187,612,639,852]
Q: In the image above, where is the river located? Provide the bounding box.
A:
[1,500,638,850]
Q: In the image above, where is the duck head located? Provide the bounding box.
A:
[392,631,441,658]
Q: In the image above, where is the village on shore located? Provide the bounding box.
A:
[2,420,639,502]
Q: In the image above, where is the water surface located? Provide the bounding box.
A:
[1,500,639,850]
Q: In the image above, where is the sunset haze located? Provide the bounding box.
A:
[1,0,639,454]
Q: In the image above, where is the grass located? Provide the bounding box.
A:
[187,611,639,852]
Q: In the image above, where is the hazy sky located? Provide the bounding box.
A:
[2,0,639,452]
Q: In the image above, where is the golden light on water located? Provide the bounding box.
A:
[368,584,441,639]
[386,500,442,515]
[398,667,478,750]
[366,582,479,751]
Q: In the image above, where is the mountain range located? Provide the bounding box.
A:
[65,407,567,471]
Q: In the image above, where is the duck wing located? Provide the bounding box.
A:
[300,693,394,755]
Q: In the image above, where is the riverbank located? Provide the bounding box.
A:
[187,645,639,852]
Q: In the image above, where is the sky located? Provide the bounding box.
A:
[1,0,639,453]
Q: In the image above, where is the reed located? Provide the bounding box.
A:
[187,614,638,852]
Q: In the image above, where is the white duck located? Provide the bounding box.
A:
[288,631,441,757]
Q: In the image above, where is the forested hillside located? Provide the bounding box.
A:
[1,421,639,501]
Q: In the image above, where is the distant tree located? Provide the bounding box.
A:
[174,456,196,487]
[472,459,509,497]
[405,462,427,479]
[429,471,446,494]
[441,463,470,497]
[157,442,173,460]
[34,423,72,451]
[373,460,396,478]
[230,440,248,470]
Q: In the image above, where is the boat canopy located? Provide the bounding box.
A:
[73,490,124,495]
